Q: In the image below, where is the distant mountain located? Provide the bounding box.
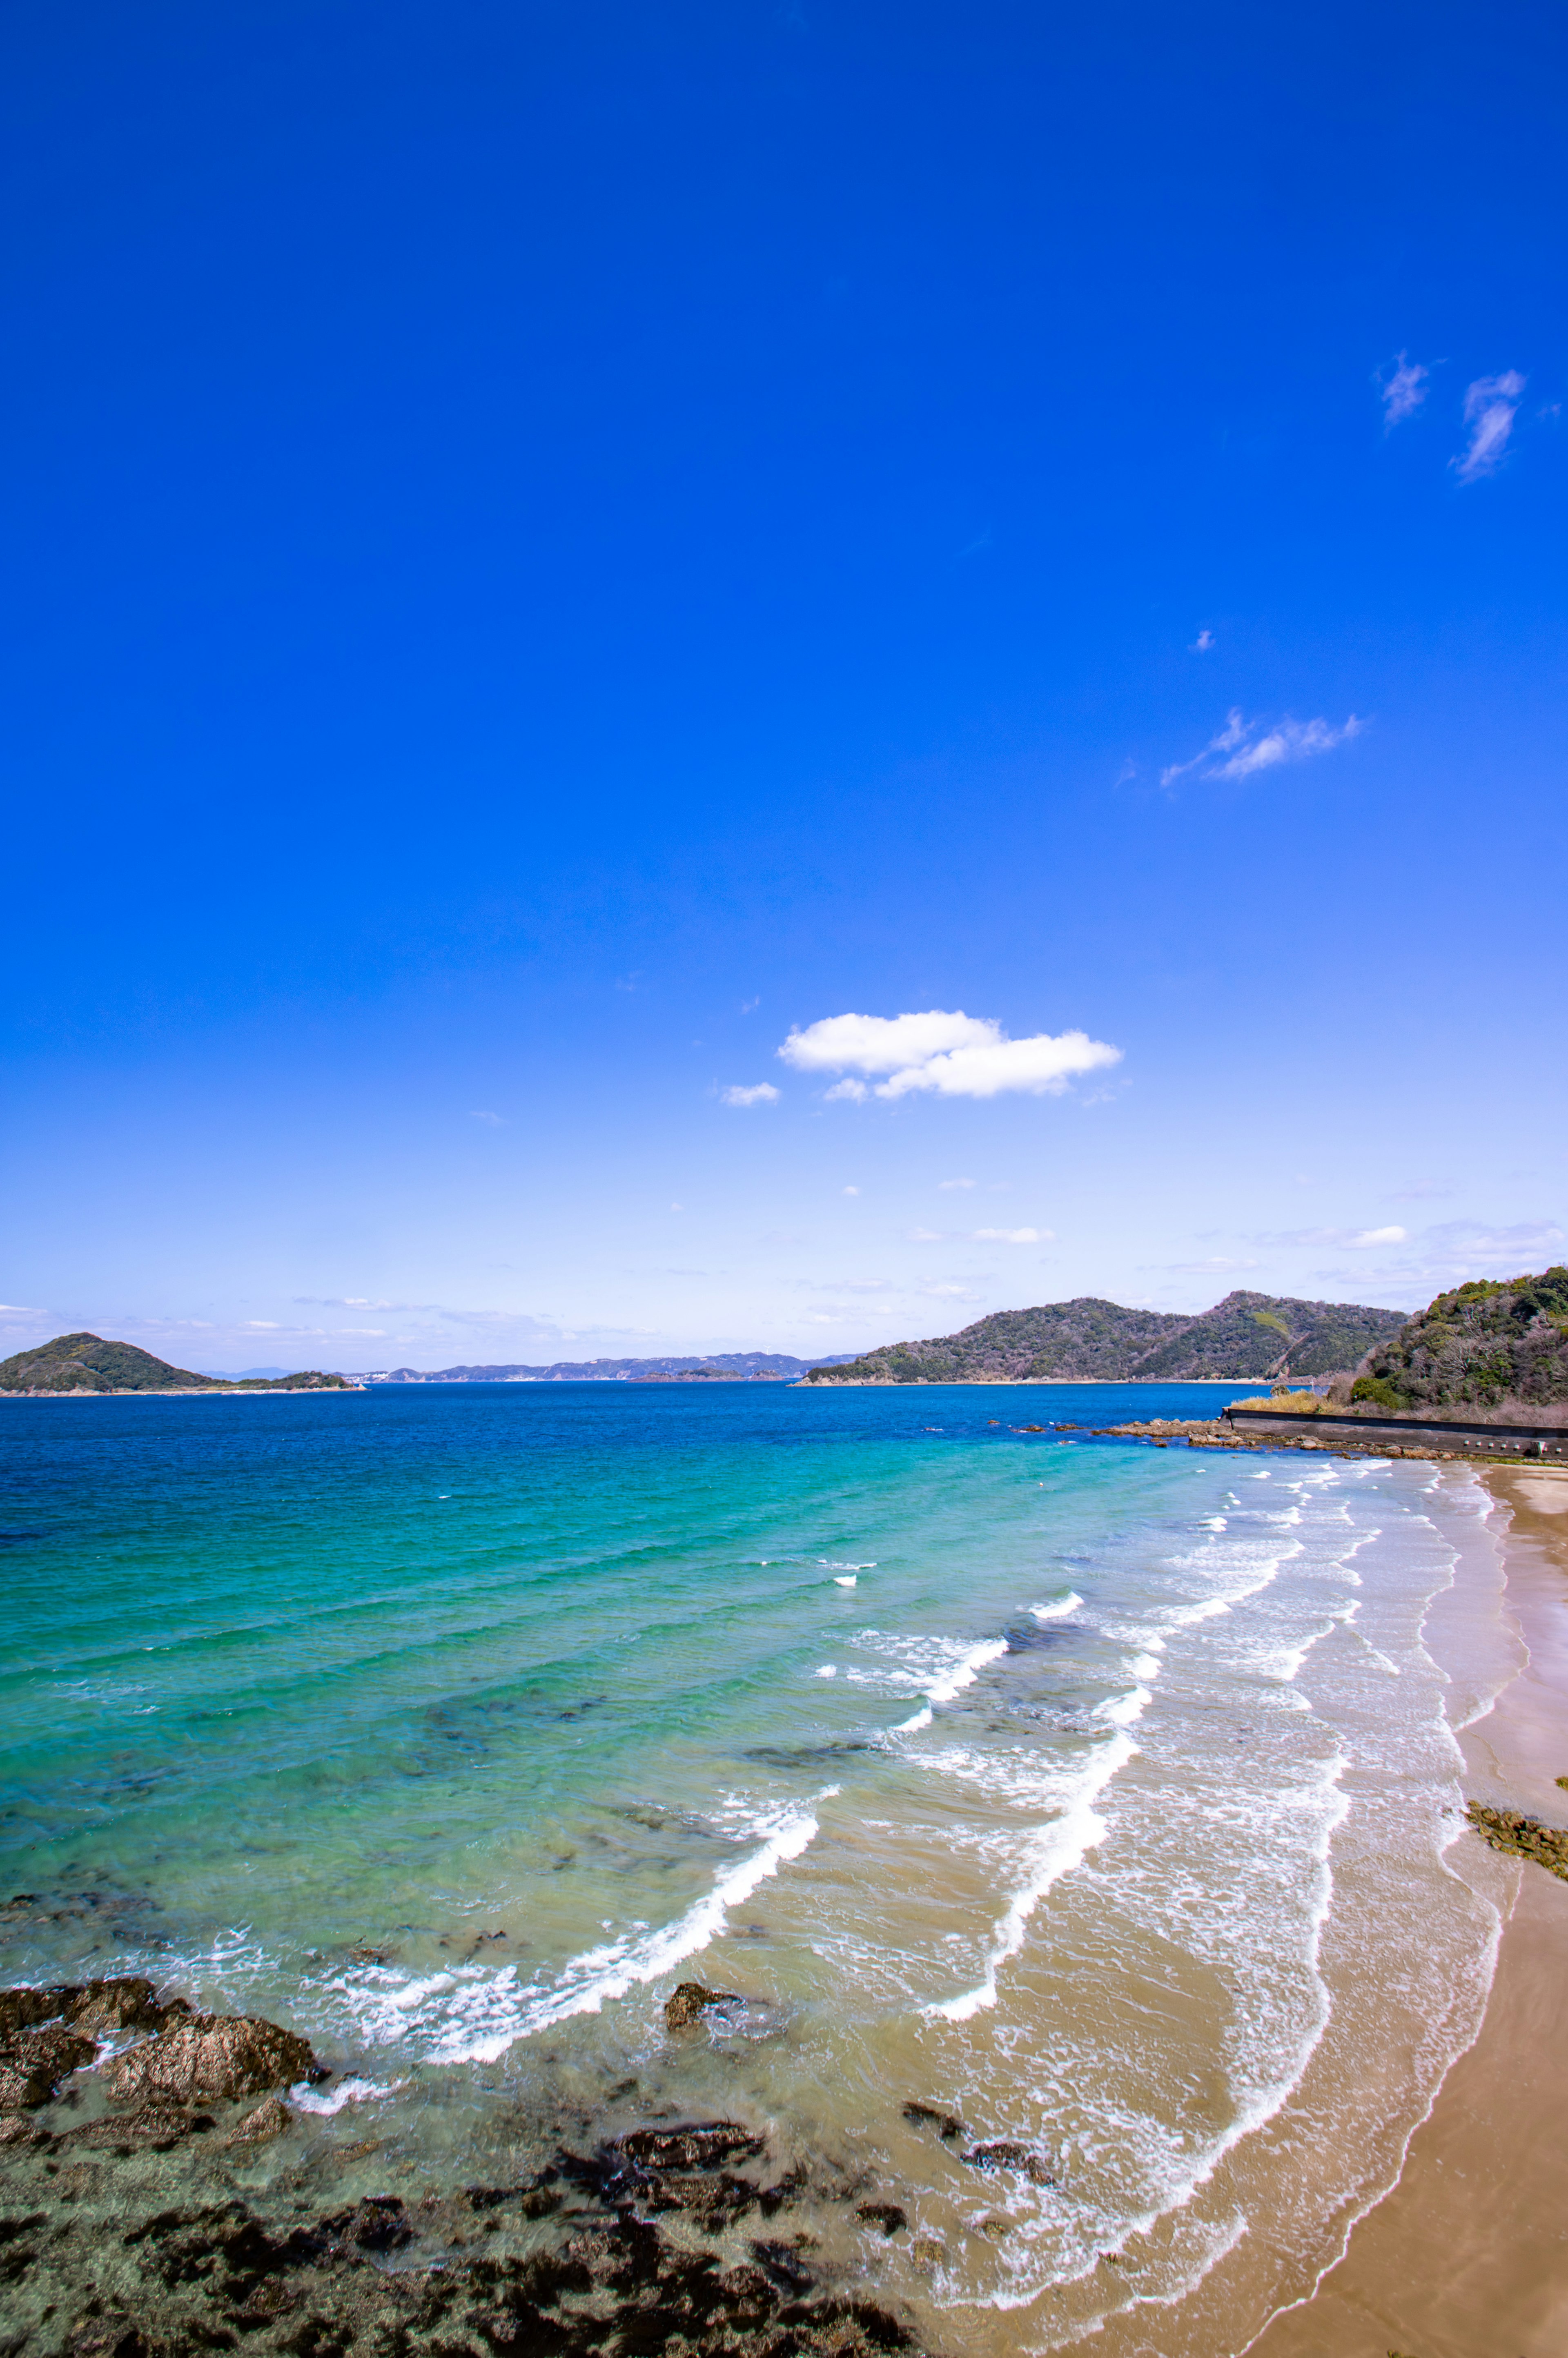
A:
[0,1334,353,1394]
[804,1291,1408,1385]
[359,1351,860,1383]
[1351,1266,1568,1416]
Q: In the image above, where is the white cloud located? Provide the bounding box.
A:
[938,1176,976,1191]
[973,1226,1052,1244]
[908,1227,944,1242]
[1191,628,1215,651]
[780,1009,1120,1100]
[784,1010,996,1073]
[920,1282,976,1298]
[1453,372,1525,481]
[719,1082,780,1107]
[1161,708,1362,788]
[244,1321,281,1330]
[842,1184,860,1195]
[470,1109,503,1124]
[824,1077,868,1102]
[1348,1225,1408,1247]
[1377,352,1428,429]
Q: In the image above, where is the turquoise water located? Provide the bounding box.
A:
[0,1383,1510,2348]
[0,1381,1258,1961]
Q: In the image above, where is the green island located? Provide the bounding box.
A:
[804,1287,1408,1385]
[0,1334,354,1396]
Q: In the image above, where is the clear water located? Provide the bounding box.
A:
[0,1384,1510,2350]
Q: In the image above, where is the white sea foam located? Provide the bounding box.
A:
[1030,1590,1083,1622]
[928,1728,1140,2020]
[833,1575,857,1587]
[893,1635,1009,1730]
[816,1663,837,1677]
[290,2073,396,2115]
[343,1801,824,2065]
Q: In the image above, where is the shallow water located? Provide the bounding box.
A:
[0,1383,1511,2349]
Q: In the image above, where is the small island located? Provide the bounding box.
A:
[0,1334,357,1396]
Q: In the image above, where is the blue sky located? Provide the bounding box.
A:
[3,0,1564,1372]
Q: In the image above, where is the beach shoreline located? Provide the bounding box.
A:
[1245,1461,1568,2358]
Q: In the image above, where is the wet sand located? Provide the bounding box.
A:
[1247,1465,1568,2358]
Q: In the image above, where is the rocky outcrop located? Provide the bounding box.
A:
[663,1979,746,2029]
[1467,1802,1568,1879]
[100,2012,321,2104]
[0,1978,177,2110]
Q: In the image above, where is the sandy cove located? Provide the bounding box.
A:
[1246,1462,1568,2358]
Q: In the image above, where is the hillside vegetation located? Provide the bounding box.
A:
[366,1352,854,1382]
[806,1289,1406,1385]
[0,1334,352,1394]
[1351,1267,1568,1415]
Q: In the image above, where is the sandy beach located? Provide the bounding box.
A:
[1247,1463,1568,2358]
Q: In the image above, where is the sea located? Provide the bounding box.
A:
[0,1382,1519,2353]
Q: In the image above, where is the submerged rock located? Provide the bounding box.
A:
[65,2104,217,2153]
[962,2138,1056,2186]
[616,2120,766,2171]
[100,2011,321,2104]
[857,2201,908,2235]
[229,2095,294,2146]
[901,2100,966,2142]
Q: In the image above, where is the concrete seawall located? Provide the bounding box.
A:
[1222,1406,1568,1461]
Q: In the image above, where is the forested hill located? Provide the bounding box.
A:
[0,1334,352,1393]
[805,1290,1407,1385]
[363,1352,856,1382]
[1351,1266,1568,1414]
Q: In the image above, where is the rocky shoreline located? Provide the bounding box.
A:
[0,1977,942,2358]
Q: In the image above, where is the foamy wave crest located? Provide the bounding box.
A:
[290,2073,398,2115]
[1030,1591,1083,1622]
[346,1804,823,2066]
[895,1636,1009,1731]
[928,1729,1139,2020]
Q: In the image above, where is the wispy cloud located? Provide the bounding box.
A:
[1191,628,1215,652]
[719,1082,780,1107]
[973,1226,1051,1244]
[1161,708,1362,788]
[1348,1225,1407,1248]
[1308,1218,1564,1296]
[842,1184,860,1196]
[470,1109,503,1125]
[938,1176,976,1191]
[908,1227,944,1242]
[1453,372,1525,481]
[1377,352,1428,429]
[1140,1256,1259,1276]
[780,1010,1120,1100]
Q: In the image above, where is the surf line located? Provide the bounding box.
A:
[925,1724,1140,2022]
[895,1637,1010,1734]
[364,1797,831,2066]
